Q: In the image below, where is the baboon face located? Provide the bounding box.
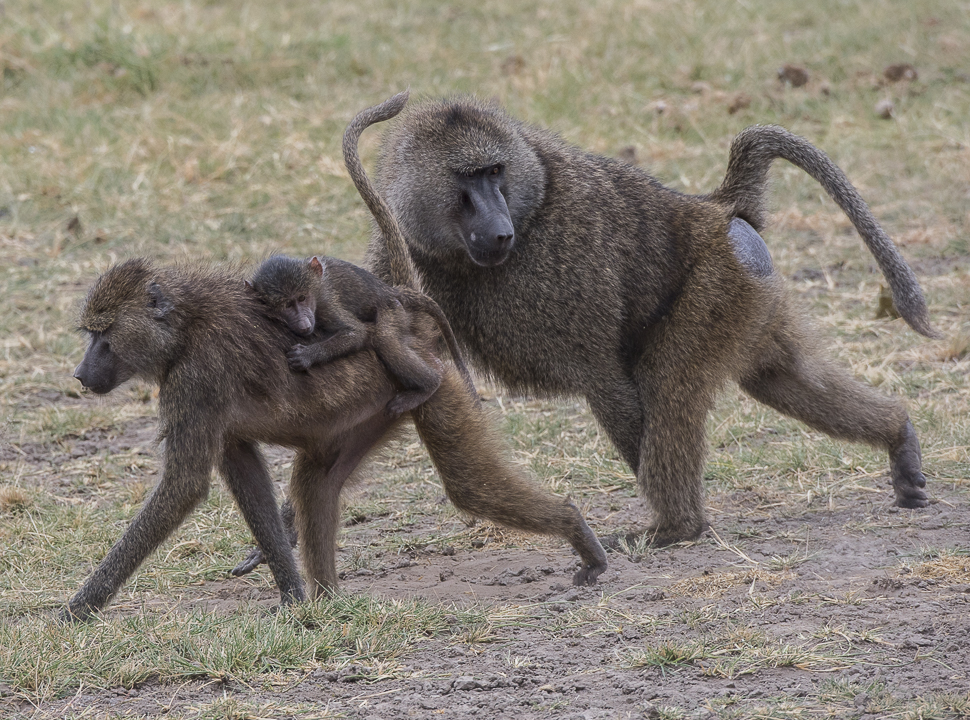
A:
[454,165,515,267]
[249,255,322,336]
[280,291,317,336]
[74,331,136,394]
[75,259,176,394]
[383,99,545,267]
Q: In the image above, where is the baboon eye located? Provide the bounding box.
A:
[489,164,503,176]
[297,295,306,303]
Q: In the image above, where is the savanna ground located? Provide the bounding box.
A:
[1,0,969,717]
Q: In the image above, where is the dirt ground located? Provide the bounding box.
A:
[4,412,969,719]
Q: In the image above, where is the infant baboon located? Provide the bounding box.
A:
[66,259,607,620]
[248,253,473,415]
[351,92,935,546]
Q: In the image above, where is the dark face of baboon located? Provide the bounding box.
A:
[379,99,544,267]
[75,258,178,393]
[248,255,322,336]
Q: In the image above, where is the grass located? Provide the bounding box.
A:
[0,594,486,697]
[1,0,969,717]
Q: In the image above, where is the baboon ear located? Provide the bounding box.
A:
[147,282,175,320]
[309,256,325,277]
[244,279,253,290]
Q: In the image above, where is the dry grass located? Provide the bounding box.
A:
[1,0,968,716]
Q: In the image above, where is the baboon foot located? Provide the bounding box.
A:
[890,420,929,509]
[386,390,434,416]
[280,583,307,606]
[640,520,708,548]
[231,546,265,576]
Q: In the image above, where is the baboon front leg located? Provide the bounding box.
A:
[220,440,305,605]
[585,374,645,473]
[66,438,213,621]
[739,335,928,508]
[634,376,713,546]
[414,369,608,585]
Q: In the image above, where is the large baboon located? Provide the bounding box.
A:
[66,259,606,620]
[352,93,934,546]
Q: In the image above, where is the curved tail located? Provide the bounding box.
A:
[342,90,418,290]
[707,125,937,338]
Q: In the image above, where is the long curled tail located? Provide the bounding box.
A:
[342,90,418,290]
[707,125,937,338]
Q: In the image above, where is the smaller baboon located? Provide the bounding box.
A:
[248,253,474,415]
[68,259,606,620]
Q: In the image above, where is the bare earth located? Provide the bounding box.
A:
[4,406,969,720]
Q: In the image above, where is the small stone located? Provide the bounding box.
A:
[727,93,751,114]
[453,676,477,691]
[875,99,895,119]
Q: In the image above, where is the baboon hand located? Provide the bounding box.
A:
[231,546,266,576]
[287,344,313,372]
[894,480,929,509]
[568,504,608,586]
[572,562,607,586]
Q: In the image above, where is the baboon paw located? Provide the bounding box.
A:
[231,547,265,576]
[641,523,705,548]
[572,562,607,586]
[286,346,312,372]
[894,482,930,509]
[280,586,307,606]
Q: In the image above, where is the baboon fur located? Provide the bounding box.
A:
[248,253,475,415]
[67,259,607,619]
[355,93,932,546]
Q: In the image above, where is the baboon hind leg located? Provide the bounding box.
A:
[413,367,608,586]
[289,413,398,596]
[374,314,444,415]
[739,321,928,509]
[633,363,717,547]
